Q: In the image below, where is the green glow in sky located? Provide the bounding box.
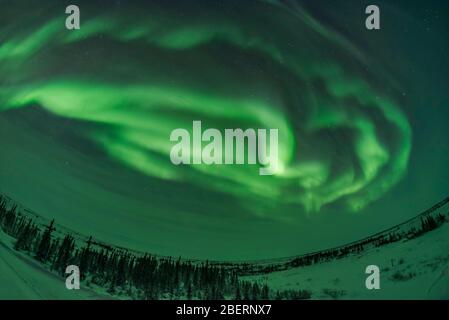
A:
[0,0,412,216]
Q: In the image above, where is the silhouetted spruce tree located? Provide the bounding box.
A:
[187,282,193,300]
[48,238,60,266]
[36,219,55,262]
[79,236,93,279]
[14,219,34,251]
[115,254,128,287]
[252,283,260,300]
[215,286,224,300]
[53,234,75,274]
[1,205,18,234]
[235,283,242,300]
[243,282,250,300]
[261,284,269,299]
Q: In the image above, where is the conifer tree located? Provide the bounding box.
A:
[36,219,55,262]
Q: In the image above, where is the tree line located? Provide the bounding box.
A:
[0,196,281,300]
[1,195,447,298]
[235,201,449,275]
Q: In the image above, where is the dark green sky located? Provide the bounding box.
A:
[0,0,448,260]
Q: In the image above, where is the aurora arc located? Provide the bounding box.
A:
[0,0,412,215]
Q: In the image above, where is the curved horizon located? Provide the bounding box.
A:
[1,0,448,260]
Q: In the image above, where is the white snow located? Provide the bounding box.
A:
[244,222,449,299]
[0,228,111,299]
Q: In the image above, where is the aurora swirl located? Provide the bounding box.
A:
[0,0,412,217]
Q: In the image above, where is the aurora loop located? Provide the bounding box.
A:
[0,0,412,215]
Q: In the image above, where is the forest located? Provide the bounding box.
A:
[0,195,447,300]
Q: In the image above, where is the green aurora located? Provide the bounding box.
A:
[0,0,448,260]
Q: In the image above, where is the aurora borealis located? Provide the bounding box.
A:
[0,0,448,260]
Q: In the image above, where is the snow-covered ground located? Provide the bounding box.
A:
[1,198,448,300]
[0,229,110,299]
[245,223,449,299]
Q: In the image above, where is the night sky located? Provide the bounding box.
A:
[0,0,448,260]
